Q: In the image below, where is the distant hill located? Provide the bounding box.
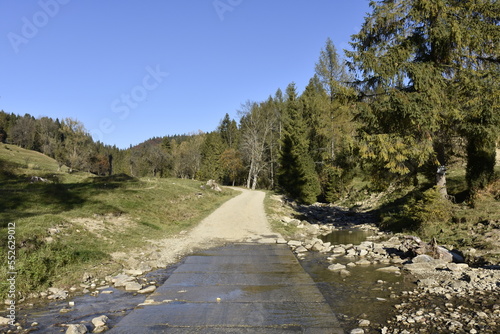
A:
[0,143,63,176]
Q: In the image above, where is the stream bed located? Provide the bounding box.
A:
[8,228,498,333]
[299,229,412,333]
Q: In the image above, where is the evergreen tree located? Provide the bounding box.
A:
[198,131,225,181]
[347,0,499,196]
[278,83,321,204]
[218,113,240,149]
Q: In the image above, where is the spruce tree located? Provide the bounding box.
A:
[198,131,225,181]
[278,83,321,204]
[347,0,499,196]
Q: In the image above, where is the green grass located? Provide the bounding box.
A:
[0,145,237,299]
[263,191,300,239]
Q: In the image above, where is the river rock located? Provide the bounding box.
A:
[328,263,347,271]
[358,319,371,327]
[311,241,326,252]
[124,269,143,276]
[350,329,364,334]
[125,282,143,291]
[138,285,157,294]
[288,240,302,248]
[48,288,68,300]
[340,269,351,277]
[446,263,468,271]
[412,254,435,263]
[294,246,308,253]
[91,315,108,333]
[0,316,10,325]
[332,246,346,254]
[66,324,88,334]
[112,274,136,287]
[306,224,321,234]
[355,259,371,265]
[91,315,108,328]
[376,266,400,273]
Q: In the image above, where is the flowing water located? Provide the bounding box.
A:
[12,230,411,333]
[301,229,413,332]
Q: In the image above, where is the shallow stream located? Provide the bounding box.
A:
[12,230,413,333]
[301,229,413,332]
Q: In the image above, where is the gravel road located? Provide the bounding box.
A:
[111,188,281,270]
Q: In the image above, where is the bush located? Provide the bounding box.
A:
[403,187,454,238]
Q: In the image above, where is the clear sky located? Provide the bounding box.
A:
[0,0,372,149]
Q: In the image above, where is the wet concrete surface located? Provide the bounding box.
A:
[108,243,343,333]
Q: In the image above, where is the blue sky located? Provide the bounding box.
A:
[0,0,372,149]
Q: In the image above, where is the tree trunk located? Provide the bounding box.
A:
[247,159,254,189]
[436,166,448,198]
[251,172,258,190]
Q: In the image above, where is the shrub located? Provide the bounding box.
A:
[404,187,454,238]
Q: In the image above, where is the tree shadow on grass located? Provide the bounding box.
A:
[0,174,139,228]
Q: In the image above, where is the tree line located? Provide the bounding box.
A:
[1,0,498,205]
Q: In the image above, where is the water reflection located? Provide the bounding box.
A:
[320,229,374,245]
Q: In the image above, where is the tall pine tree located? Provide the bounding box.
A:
[278,83,321,204]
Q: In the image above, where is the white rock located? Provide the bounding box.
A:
[350,328,364,334]
[0,316,11,325]
[66,324,88,334]
[376,266,400,273]
[332,247,346,254]
[124,269,143,276]
[125,282,143,291]
[412,254,435,263]
[328,263,347,271]
[294,246,308,253]
[137,285,157,294]
[358,249,369,257]
[356,259,371,265]
[340,269,351,277]
[112,274,135,287]
[359,319,371,327]
[91,315,108,328]
[311,242,326,252]
[288,240,302,247]
[48,288,68,300]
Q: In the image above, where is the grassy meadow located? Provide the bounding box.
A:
[0,144,237,299]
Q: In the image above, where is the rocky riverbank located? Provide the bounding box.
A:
[276,202,500,334]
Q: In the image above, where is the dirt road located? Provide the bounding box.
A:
[111,188,281,270]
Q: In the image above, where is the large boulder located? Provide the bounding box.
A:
[401,236,455,263]
[206,180,222,192]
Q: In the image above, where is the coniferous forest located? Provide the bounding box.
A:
[1,0,498,208]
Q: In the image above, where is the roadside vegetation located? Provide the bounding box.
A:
[0,144,236,299]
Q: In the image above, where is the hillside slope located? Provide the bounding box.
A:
[0,144,237,299]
